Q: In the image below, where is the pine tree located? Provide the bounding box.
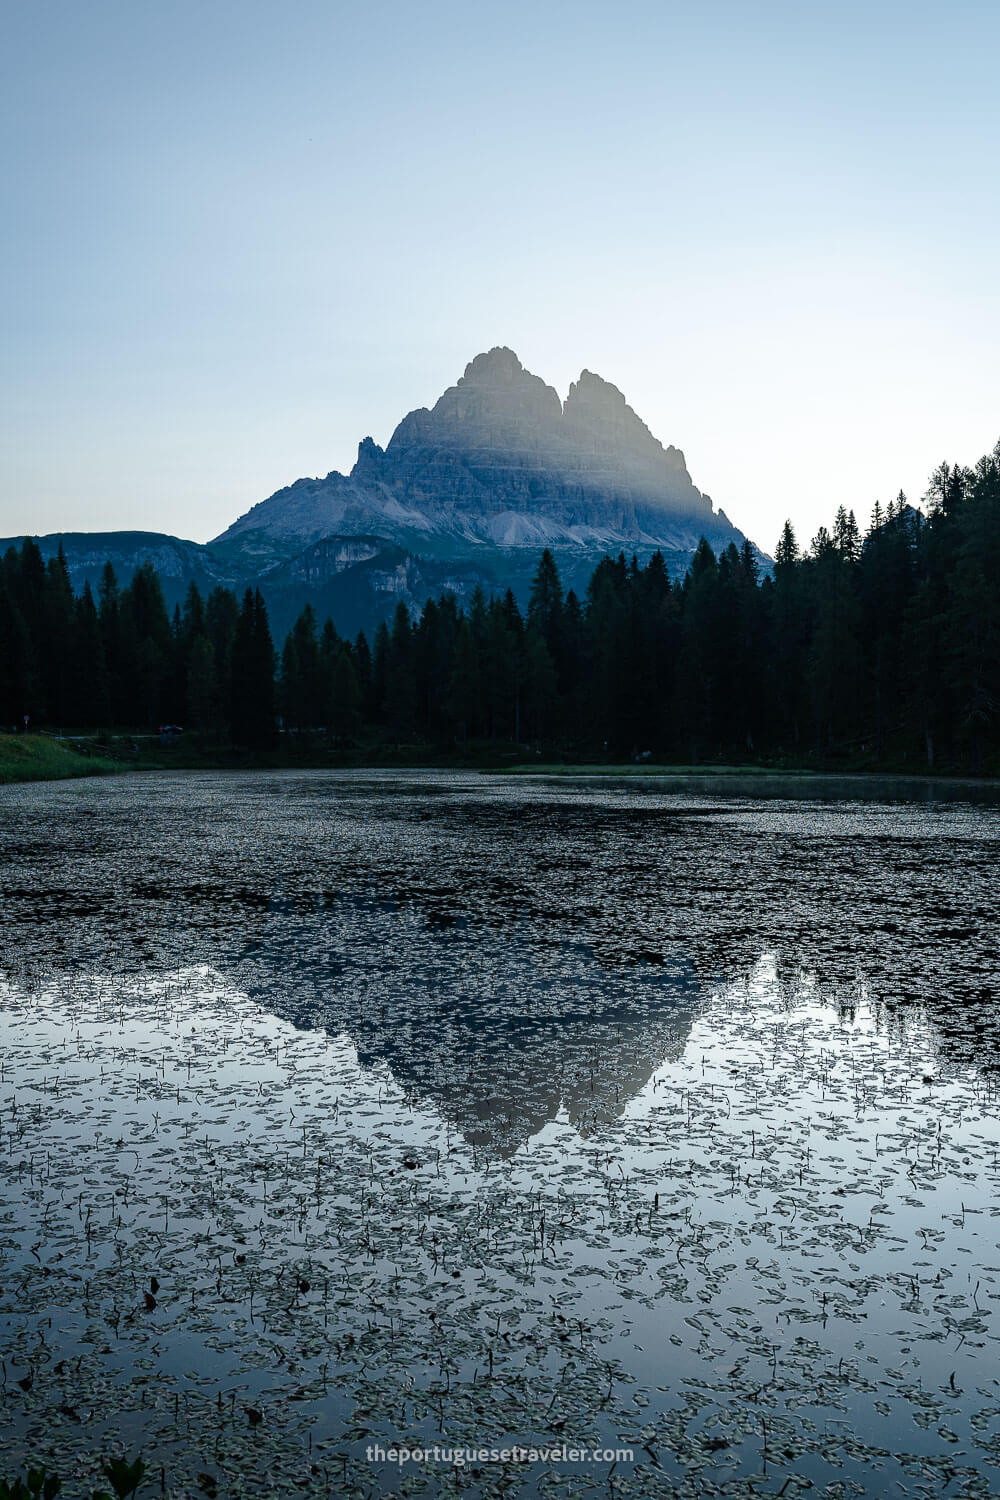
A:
[185,636,218,731]
[119,563,173,728]
[231,589,276,748]
[71,582,111,727]
[353,631,374,719]
[281,604,321,731]
[413,596,453,737]
[446,620,480,742]
[385,602,417,737]
[15,539,47,652]
[944,446,1000,770]
[527,549,564,658]
[524,632,557,745]
[636,551,678,751]
[769,521,806,750]
[205,587,239,731]
[0,583,36,728]
[41,546,76,725]
[484,599,519,740]
[585,554,629,750]
[328,643,361,741]
[675,539,722,761]
[371,621,391,724]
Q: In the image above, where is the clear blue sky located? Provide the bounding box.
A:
[3,0,999,554]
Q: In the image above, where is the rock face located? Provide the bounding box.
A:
[253,536,502,643]
[213,348,748,565]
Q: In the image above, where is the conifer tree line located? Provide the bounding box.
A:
[1,439,998,770]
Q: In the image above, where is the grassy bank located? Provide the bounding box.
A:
[0,734,121,784]
[0,732,518,784]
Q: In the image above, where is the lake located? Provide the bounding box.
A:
[1,770,999,1499]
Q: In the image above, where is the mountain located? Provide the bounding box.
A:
[0,531,240,612]
[6,350,760,638]
[214,347,750,569]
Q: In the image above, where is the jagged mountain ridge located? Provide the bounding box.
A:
[214,347,748,564]
[6,351,760,639]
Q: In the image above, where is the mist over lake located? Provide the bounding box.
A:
[2,771,1000,1498]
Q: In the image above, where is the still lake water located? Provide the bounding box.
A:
[1,770,1000,1499]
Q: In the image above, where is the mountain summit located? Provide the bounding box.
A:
[213,348,747,565]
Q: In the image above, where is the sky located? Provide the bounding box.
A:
[2,0,999,555]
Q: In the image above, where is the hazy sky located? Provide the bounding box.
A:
[3,0,999,554]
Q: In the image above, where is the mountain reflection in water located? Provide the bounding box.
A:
[232,887,698,1156]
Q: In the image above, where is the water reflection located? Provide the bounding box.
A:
[2,772,1000,1497]
[3,952,1000,1500]
[234,888,699,1156]
[2,770,1000,1140]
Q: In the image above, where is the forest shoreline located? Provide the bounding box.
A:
[3,735,998,799]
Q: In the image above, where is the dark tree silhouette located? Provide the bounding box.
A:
[3,437,1000,773]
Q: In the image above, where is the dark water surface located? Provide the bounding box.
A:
[1,770,1000,1499]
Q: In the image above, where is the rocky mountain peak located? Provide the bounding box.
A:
[566,369,628,413]
[215,347,751,567]
[459,346,529,387]
[387,347,562,455]
[351,435,385,482]
[562,367,688,477]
